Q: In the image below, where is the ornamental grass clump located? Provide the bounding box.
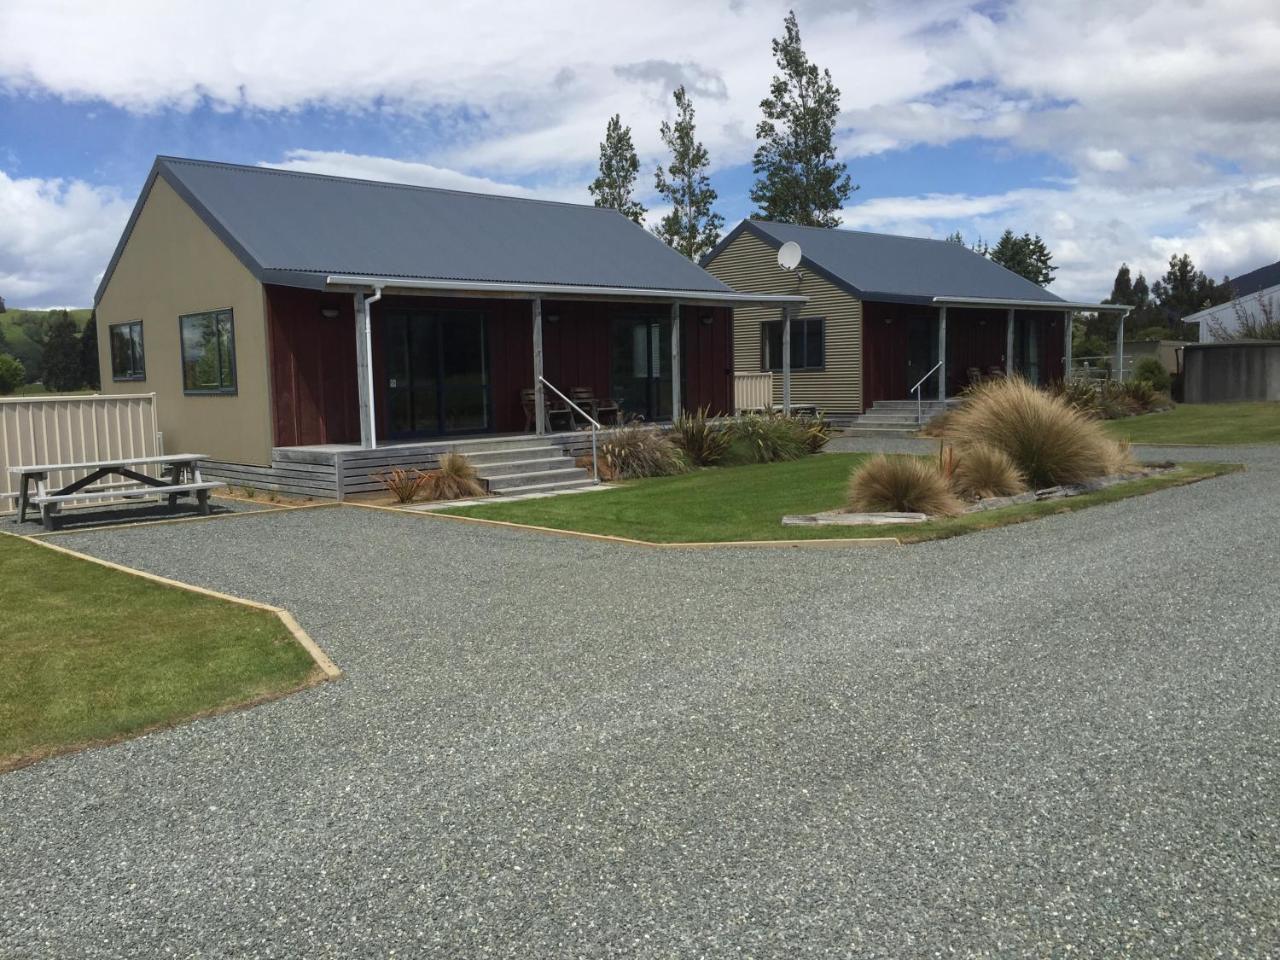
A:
[421,452,487,501]
[726,414,808,463]
[373,466,430,503]
[669,406,732,467]
[847,455,963,517]
[600,424,687,479]
[950,443,1027,500]
[939,376,1116,488]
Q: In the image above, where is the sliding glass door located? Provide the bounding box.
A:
[384,309,489,438]
[610,315,672,421]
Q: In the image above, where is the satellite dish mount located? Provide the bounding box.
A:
[777,241,802,271]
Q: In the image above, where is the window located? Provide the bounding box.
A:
[108,320,145,381]
[762,317,825,371]
[180,309,236,394]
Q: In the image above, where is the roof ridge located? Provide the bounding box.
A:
[156,155,614,215]
[749,218,960,247]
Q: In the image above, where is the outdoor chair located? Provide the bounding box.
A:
[521,388,574,432]
[570,387,621,425]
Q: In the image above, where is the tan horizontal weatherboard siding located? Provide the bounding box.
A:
[706,231,862,415]
[95,177,273,466]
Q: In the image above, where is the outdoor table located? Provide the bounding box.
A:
[9,453,222,530]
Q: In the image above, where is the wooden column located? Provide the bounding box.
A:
[1063,310,1073,381]
[937,305,948,400]
[354,292,374,449]
[781,305,792,414]
[532,298,545,435]
[1005,308,1016,377]
[670,302,681,419]
[1115,311,1126,382]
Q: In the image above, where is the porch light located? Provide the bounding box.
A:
[320,308,340,319]
[700,313,714,326]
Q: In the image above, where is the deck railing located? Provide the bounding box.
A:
[734,372,774,413]
[0,393,161,513]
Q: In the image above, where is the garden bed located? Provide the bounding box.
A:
[439,455,1240,545]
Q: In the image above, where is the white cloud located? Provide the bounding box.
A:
[0,171,131,307]
[1,0,1278,302]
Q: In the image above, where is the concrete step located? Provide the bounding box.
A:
[852,415,925,425]
[456,444,564,465]
[486,466,594,492]
[473,455,577,477]
[840,425,922,438]
[495,477,601,497]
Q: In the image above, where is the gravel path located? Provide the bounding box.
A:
[2,447,1278,958]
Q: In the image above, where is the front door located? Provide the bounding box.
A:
[384,309,489,438]
[905,315,939,399]
[610,315,672,421]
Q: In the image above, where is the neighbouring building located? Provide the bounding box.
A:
[93,157,800,496]
[703,220,1127,415]
[1184,258,1280,343]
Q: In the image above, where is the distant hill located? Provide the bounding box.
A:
[0,307,92,380]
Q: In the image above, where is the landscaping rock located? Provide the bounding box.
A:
[782,510,928,526]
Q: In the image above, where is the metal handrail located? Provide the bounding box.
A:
[910,360,945,424]
[539,376,601,483]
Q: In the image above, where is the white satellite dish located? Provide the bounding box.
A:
[777,240,802,271]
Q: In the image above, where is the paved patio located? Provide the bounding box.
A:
[1,444,1277,957]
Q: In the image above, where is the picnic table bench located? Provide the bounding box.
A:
[9,453,224,531]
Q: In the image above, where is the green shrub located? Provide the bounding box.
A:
[848,455,963,516]
[1133,357,1172,392]
[725,414,808,463]
[951,443,1026,500]
[0,354,24,395]
[1047,378,1101,418]
[600,425,687,479]
[938,376,1119,488]
[1121,379,1157,411]
[669,406,732,467]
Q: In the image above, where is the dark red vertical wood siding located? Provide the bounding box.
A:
[267,290,733,445]
[266,285,360,447]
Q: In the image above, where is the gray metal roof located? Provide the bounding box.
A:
[1228,258,1280,299]
[96,156,736,304]
[707,220,1067,306]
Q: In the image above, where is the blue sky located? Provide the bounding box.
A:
[2,0,1277,307]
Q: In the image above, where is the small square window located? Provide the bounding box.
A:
[180,309,237,394]
[761,317,825,372]
[109,320,145,381]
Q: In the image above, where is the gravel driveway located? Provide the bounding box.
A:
[2,445,1278,958]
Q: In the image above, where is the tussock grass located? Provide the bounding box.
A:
[951,443,1027,499]
[423,452,487,501]
[848,454,963,516]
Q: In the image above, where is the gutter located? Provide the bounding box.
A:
[325,274,807,307]
[932,295,1132,313]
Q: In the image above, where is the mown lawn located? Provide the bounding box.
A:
[441,454,1241,544]
[1104,402,1280,445]
[0,534,322,771]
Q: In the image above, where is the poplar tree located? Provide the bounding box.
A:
[750,10,854,226]
[588,114,646,224]
[653,86,723,260]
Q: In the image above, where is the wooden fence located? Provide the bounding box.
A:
[0,393,161,513]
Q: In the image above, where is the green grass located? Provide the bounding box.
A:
[0,534,321,771]
[1104,402,1280,445]
[442,454,1241,544]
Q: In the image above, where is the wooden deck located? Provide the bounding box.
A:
[202,430,608,499]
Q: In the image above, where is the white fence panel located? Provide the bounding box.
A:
[734,372,774,412]
[0,393,160,513]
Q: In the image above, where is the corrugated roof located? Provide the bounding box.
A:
[706,220,1067,306]
[1228,258,1280,298]
[96,156,736,304]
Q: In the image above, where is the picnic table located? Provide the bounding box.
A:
[9,453,224,531]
